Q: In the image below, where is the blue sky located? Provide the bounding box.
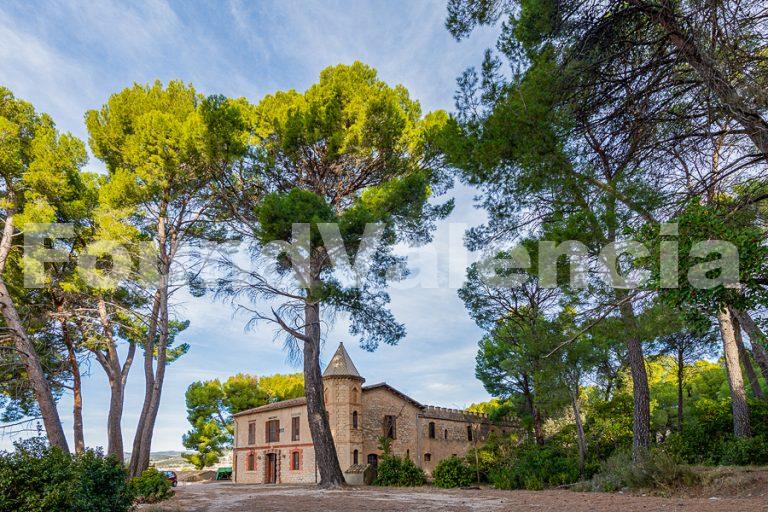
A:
[0,0,500,451]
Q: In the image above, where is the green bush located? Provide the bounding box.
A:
[717,434,768,466]
[373,455,426,487]
[433,456,475,488]
[582,448,698,492]
[0,438,133,512]
[487,442,580,490]
[130,467,174,503]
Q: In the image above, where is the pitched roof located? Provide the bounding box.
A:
[323,343,364,380]
[232,396,307,417]
[362,382,423,408]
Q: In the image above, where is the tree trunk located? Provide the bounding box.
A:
[631,0,768,159]
[732,309,768,384]
[732,314,764,398]
[107,380,125,459]
[570,389,587,475]
[521,373,544,445]
[718,308,751,438]
[0,212,68,452]
[130,287,168,478]
[0,280,69,451]
[676,346,684,432]
[129,290,161,478]
[61,320,84,453]
[303,300,346,487]
[617,295,651,458]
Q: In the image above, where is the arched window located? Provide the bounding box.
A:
[353,449,359,465]
[467,425,473,441]
[352,410,359,429]
[444,428,448,440]
[247,452,255,471]
[428,421,435,439]
[367,453,378,468]
[406,449,410,459]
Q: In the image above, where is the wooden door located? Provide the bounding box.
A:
[266,453,277,483]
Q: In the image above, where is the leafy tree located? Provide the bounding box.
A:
[86,80,242,476]
[181,373,303,468]
[217,62,451,486]
[0,86,93,451]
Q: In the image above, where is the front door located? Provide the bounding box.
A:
[265,453,277,484]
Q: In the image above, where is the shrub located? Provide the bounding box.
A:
[0,437,133,512]
[717,434,768,466]
[433,456,475,488]
[373,455,426,487]
[582,448,698,492]
[130,467,174,503]
[487,442,580,490]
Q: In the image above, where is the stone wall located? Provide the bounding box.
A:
[360,386,421,464]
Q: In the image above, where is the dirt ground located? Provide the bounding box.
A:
[141,482,768,512]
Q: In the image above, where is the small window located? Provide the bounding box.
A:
[467,425,473,441]
[428,422,435,439]
[444,429,448,440]
[248,422,256,445]
[247,452,255,471]
[292,416,300,441]
[266,419,280,443]
[424,453,431,462]
[292,451,300,470]
[406,449,410,459]
[353,449,359,465]
[352,411,359,429]
[383,415,396,439]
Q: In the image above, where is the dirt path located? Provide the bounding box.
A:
[143,483,768,512]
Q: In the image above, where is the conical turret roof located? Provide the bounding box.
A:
[323,343,364,380]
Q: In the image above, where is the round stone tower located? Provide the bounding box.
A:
[322,343,365,471]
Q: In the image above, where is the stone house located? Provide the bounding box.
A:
[232,343,514,484]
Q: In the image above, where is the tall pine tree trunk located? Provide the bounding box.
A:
[303,300,346,487]
[676,346,684,432]
[0,214,68,451]
[61,319,84,453]
[128,290,161,478]
[131,287,168,477]
[733,314,764,398]
[718,308,751,438]
[732,309,768,383]
[570,388,587,475]
[617,293,651,457]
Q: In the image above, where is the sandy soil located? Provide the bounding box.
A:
[141,482,768,512]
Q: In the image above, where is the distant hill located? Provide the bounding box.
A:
[123,450,233,471]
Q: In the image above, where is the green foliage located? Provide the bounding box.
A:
[0,438,133,512]
[182,373,304,468]
[487,442,580,490]
[582,448,698,492]
[373,454,427,487]
[129,467,173,504]
[432,456,475,488]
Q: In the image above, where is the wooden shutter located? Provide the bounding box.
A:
[248,422,256,445]
[275,420,280,442]
[292,416,300,441]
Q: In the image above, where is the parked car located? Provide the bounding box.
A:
[162,470,178,487]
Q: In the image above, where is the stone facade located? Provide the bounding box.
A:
[232,343,513,484]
